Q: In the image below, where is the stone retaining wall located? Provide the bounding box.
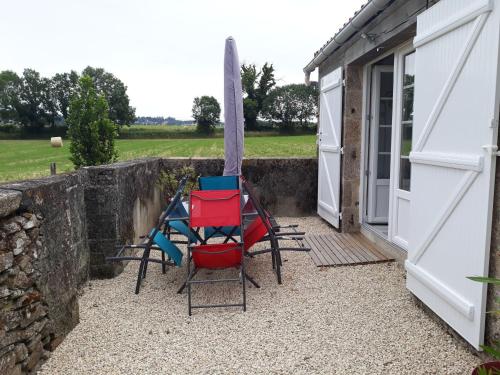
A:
[0,174,87,374]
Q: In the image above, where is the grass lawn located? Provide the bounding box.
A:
[0,135,316,183]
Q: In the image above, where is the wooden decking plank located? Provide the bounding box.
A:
[333,234,371,263]
[305,236,328,266]
[326,234,364,264]
[315,234,349,264]
[313,235,344,264]
[309,235,336,266]
[304,237,324,266]
[305,232,394,268]
[344,234,378,262]
[352,233,391,260]
[350,233,388,260]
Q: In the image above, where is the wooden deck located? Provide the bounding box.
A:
[304,233,394,267]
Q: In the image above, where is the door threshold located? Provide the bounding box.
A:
[361,223,407,264]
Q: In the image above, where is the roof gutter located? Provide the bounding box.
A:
[303,0,393,83]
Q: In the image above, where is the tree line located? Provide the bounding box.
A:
[0,67,135,130]
[192,63,318,133]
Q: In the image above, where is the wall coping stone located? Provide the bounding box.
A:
[0,189,22,218]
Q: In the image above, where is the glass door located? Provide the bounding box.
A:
[366,65,394,224]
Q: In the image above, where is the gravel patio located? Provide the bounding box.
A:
[39,217,480,374]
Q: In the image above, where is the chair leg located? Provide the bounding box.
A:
[178,268,198,294]
[275,250,282,285]
[135,259,145,294]
[244,272,260,288]
[161,252,166,274]
[241,256,247,312]
[142,247,151,279]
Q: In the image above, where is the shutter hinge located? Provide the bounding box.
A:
[482,144,500,156]
[339,212,343,220]
[342,79,346,87]
[340,147,344,155]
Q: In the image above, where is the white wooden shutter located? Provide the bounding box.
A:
[317,67,343,228]
[406,0,500,349]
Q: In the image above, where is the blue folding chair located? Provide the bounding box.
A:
[107,177,188,294]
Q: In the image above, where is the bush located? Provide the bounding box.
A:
[67,76,118,168]
[156,165,198,199]
[192,96,220,134]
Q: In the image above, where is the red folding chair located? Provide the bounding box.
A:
[241,178,310,284]
[185,189,258,315]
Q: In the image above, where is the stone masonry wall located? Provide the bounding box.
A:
[0,173,88,374]
[84,158,163,279]
[486,131,500,346]
[341,65,363,233]
[161,158,318,216]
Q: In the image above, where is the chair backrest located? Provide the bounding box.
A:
[189,190,241,228]
[198,175,239,191]
[241,179,274,234]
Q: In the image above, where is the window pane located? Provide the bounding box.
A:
[403,53,415,86]
[401,124,412,156]
[402,87,414,122]
[380,72,394,97]
[399,158,411,190]
[377,154,391,179]
[399,51,415,191]
[378,126,392,153]
[379,99,393,125]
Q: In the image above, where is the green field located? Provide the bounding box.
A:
[0,135,316,183]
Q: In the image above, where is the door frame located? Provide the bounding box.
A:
[360,41,414,249]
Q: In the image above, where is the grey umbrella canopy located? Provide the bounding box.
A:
[223,36,244,176]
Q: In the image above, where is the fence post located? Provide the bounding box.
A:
[50,162,57,175]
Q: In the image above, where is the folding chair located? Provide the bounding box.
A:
[106,177,188,294]
[185,189,259,315]
[241,178,310,284]
[198,175,241,240]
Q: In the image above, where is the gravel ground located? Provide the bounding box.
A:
[39,217,480,375]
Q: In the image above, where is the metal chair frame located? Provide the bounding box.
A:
[107,177,188,294]
[241,178,310,284]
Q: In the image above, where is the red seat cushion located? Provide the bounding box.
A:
[192,243,242,269]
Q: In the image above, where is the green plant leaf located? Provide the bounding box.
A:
[468,276,500,285]
[481,344,500,359]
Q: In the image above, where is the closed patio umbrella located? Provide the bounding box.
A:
[223,36,244,176]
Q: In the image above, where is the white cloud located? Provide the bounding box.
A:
[0,0,366,119]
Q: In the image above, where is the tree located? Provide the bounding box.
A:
[51,71,79,120]
[192,96,220,134]
[15,69,51,129]
[82,67,136,126]
[0,70,21,123]
[262,84,318,131]
[67,76,118,168]
[240,63,275,130]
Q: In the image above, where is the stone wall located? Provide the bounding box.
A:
[161,158,318,216]
[83,158,163,279]
[341,65,363,233]
[486,131,500,347]
[0,174,87,374]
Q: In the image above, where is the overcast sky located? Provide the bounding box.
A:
[0,0,366,119]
